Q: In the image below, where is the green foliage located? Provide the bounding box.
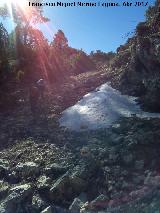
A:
[48,30,95,80]
[0,1,50,82]
[0,1,95,84]
[52,30,68,49]
[90,50,115,63]
[70,50,95,74]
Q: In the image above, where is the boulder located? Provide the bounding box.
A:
[9,183,33,198]
[0,184,33,213]
[70,165,88,193]
[69,198,84,213]
[50,174,71,201]
[15,162,40,177]
[44,163,68,178]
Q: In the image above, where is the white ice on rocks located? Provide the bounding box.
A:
[59,83,160,131]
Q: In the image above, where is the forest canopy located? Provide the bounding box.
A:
[0,1,96,86]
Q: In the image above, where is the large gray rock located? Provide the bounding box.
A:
[69,198,84,213]
[70,165,88,192]
[0,184,33,213]
[15,162,40,177]
[49,158,97,203]
[50,174,71,201]
[9,183,33,198]
[44,163,68,177]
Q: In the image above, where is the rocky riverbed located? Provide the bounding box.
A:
[1,116,160,212]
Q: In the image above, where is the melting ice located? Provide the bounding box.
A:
[59,83,160,131]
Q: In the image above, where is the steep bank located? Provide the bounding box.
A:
[105,0,160,112]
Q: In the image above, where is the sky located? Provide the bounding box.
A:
[0,0,156,54]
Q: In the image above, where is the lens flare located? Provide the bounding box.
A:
[7,0,29,8]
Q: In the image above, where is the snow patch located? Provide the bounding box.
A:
[59,83,160,131]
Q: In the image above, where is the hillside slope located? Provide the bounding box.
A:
[106,0,160,112]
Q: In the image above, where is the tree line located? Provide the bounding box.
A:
[0,1,97,86]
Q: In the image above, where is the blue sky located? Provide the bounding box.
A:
[0,0,156,53]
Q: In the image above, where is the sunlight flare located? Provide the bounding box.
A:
[6,0,29,8]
